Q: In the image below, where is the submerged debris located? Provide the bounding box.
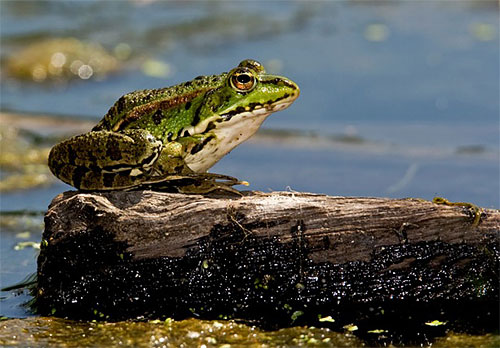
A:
[5,38,119,83]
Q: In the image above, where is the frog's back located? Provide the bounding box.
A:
[93,73,226,132]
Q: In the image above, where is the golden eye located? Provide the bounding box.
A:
[230,69,256,92]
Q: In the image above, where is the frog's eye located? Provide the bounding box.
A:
[230,69,256,92]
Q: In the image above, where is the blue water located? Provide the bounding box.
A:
[0,1,498,318]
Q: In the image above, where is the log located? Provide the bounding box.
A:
[35,191,499,342]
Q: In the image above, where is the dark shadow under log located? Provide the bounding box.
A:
[36,191,499,344]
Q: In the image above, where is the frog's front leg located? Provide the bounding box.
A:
[143,133,248,194]
[48,129,162,190]
[147,141,194,177]
[148,133,215,175]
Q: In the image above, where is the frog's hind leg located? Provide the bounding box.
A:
[51,162,148,191]
[48,130,162,190]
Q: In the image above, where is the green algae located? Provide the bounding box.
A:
[0,317,364,347]
[1,317,498,347]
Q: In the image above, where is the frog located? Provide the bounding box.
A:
[48,59,300,193]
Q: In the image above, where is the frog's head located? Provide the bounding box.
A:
[215,59,300,122]
[185,59,300,172]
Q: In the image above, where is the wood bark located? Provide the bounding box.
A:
[36,191,499,339]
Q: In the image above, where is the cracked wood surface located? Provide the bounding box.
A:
[46,190,498,263]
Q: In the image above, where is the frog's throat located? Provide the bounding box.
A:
[183,98,295,173]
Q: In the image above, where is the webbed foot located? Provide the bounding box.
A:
[136,173,249,195]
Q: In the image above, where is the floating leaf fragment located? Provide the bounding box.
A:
[14,241,40,250]
[425,320,447,326]
[343,324,358,331]
[368,329,388,333]
[318,315,335,323]
[291,310,304,322]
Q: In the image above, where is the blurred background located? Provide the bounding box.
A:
[0,0,498,318]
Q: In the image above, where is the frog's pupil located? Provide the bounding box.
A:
[237,74,251,84]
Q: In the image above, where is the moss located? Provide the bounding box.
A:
[33,215,499,346]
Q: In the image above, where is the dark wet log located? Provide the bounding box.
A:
[36,191,499,341]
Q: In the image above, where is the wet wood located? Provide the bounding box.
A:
[36,190,499,330]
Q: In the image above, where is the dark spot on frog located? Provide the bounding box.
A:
[174,165,184,173]
[185,101,192,110]
[88,164,101,173]
[103,173,116,188]
[72,166,87,190]
[205,122,216,132]
[195,76,203,80]
[106,140,123,161]
[49,160,63,176]
[184,81,192,87]
[190,135,215,155]
[140,150,161,168]
[183,130,191,137]
[115,96,127,113]
[247,102,261,110]
[190,143,204,155]
[120,169,132,178]
[152,110,163,125]
[220,106,247,122]
[260,78,280,85]
[67,147,77,165]
[86,151,97,164]
[191,100,204,127]
[260,78,297,90]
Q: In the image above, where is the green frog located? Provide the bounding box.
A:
[48,59,300,193]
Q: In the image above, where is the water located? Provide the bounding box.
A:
[0,0,498,344]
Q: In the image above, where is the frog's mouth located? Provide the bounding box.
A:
[219,93,298,123]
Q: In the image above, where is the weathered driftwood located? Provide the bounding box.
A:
[36,191,499,338]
